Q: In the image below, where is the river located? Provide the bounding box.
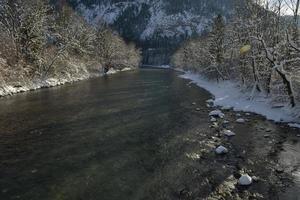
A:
[0,68,299,200]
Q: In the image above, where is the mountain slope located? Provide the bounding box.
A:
[65,0,238,65]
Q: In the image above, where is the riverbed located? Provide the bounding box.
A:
[0,68,299,200]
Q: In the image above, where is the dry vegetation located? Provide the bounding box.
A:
[0,0,141,96]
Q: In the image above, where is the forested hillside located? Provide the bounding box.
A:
[0,0,141,97]
[172,0,300,118]
[63,0,238,65]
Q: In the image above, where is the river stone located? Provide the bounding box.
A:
[210,117,217,122]
[223,129,236,137]
[211,122,219,128]
[236,118,246,123]
[206,99,214,103]
[238,174,253,186]
[215,146,228,154]
[209,110,225,118]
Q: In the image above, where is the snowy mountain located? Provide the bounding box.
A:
[65,0,238,65]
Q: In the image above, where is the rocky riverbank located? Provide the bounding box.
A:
[161,87,300,199]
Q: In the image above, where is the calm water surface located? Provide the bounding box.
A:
[0,69,211,200]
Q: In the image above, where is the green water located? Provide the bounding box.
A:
[0,69,212,200]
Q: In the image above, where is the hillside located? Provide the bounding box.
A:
[64,0,238,65]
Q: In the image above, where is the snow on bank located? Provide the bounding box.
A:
[179,71,300,128]
[0,68,134,98]
[154,65,171,69]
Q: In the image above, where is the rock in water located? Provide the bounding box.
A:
[210,117,217,122]
[215,146,228,154]
[223,129,236,137]
[209,110,225,118]
[211,122,219,128]
[236,118,246,123]
[223,120,230,124]
[238,174,253,186]
[206,99,214,103]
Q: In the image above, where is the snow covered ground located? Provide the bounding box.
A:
[0,68,134,98]
[179,71,300,128]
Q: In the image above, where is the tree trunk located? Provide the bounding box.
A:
[275,68,296,107]
[251,56,261,92]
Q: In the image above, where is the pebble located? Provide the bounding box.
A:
[211,122,219,128]
[206,99,214,103]
[245,113,251,116]
[196,108,201,111]
[192,102,196,105]
[236,118,246,123]
[276,167,284,173]
[223,120,230,124]
[215,146,228,154]
[264,134,270,138]
[210,117,217,122]
[209,110,225,118]
[297,134,300,137]
[223,129,236,137]
[236,113,242,117]
[238,174,253,186]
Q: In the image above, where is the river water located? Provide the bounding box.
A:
[0,69,212,200]
[0,68,299,200]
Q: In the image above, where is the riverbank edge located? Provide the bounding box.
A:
[171,68,300,129]
[0,67,133,98]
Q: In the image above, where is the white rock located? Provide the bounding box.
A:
[238,174,253,186]
[209,110,225,118]
[211,122,219,128]
[245,113,251,116]
[215,146,228,154]
[210,117,217,122]
[223,120,230,124]
[206,99,214,103]
[236,113,242,117]
[223,129,236,137]
[236,118,246,123]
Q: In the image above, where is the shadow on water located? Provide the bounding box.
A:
[0,68,212,200]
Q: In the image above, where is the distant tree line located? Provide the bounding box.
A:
[172,0,300,107]
[0,0,141,88]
